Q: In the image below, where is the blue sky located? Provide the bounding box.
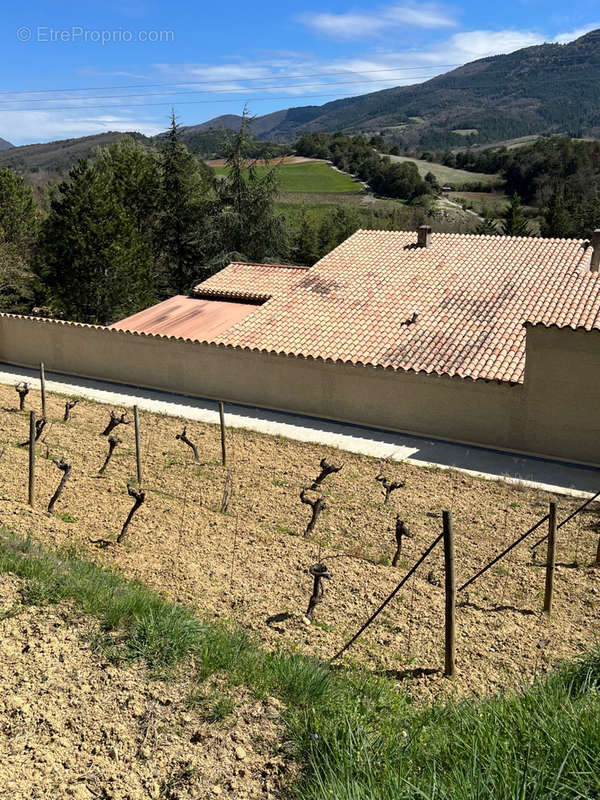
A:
[1,0,599,145]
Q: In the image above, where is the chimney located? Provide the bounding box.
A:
[417,225,432,248]
[591,229,600,272]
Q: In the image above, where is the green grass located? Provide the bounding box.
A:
[214,161,363,194]
[387,155,499,187]
[1,528,599,800]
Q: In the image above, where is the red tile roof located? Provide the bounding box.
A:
[195,261,309,301]
[110,295,262,339]
[193,231,600,384]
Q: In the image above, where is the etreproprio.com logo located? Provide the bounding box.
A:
[16,26,175,44]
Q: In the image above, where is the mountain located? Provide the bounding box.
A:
[198,28,600,148]
[0,131,150,177]
[2,28,599,179]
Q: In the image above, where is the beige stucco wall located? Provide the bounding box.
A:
[0,314,597,465]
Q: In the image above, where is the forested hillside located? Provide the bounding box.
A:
[196,29,600,149]
[424,137,600,237]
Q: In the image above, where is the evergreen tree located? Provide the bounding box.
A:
[36,159,155,324]
[424,171,440,191]
[474,206,499,235]
[206,109,289,267]
[0,240,34,313]
[502,193,531,236]
[541,185,574,238]
[0,169,39,312]
[159,112,213,293]
[293,209,320,265]
[0,168,38,249]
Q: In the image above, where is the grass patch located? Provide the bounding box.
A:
[57,511,77,523]
[388,154,499,186]
[214,161,363,194]
[1,528,599,800]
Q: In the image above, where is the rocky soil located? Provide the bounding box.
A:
[0,382,598,705]
[0,574,293,800]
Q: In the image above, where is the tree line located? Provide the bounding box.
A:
[295,132,434,201]
[0,113,302,324]
[417,137,600,238]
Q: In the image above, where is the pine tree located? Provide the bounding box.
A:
[159,112,213,293]
[502,193,531,236]
[541,185,573,238]
[474,206,499,235]
[36,159,155,324]
[0,168,38,249]
[205,108,289,267]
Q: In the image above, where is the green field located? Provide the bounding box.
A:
[387,154,499,186]
[213,161,364,194]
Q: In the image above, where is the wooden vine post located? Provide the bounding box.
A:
[218,401,227,466]
[133,405,143,484]
[443,509,456,678]
[543,501,557,613]
[28,410,36,507]
[40,363,47,418]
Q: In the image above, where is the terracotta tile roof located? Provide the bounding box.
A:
[193,231,600,384]
[194,262,309,301]
[110,295,262,339]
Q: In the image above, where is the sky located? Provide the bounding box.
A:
[1,0,599,145]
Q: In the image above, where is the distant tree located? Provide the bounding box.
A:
[502,193,531,236]
[36,159,155,324]
[0,169,39,312]
[317,205,361,257]
[541,185,574,238]
[424,171,440,191]
[293,210,321,265]
[0,240,34,313]
[474,207,499,235]
[159,111,213,293]
[0,169,38,249]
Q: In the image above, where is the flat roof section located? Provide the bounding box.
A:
[110,295,261,340]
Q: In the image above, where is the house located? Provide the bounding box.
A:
[107,226,600,465]
[1,227,600,465]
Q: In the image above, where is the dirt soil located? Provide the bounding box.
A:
[0,383,598,704]
[0,573,293,800]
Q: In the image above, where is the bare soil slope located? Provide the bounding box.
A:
[0,573,291,800]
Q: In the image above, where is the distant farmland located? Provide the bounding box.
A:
[212,160,364,194]
[386,154,500,187]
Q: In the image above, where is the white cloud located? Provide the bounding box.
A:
[3,21,597,145]
[553,23,599,44]
[1,110,163,146]
[299,2,456,40]
[442,30,546,61]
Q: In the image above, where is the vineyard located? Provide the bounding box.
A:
[0,381,598,702]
